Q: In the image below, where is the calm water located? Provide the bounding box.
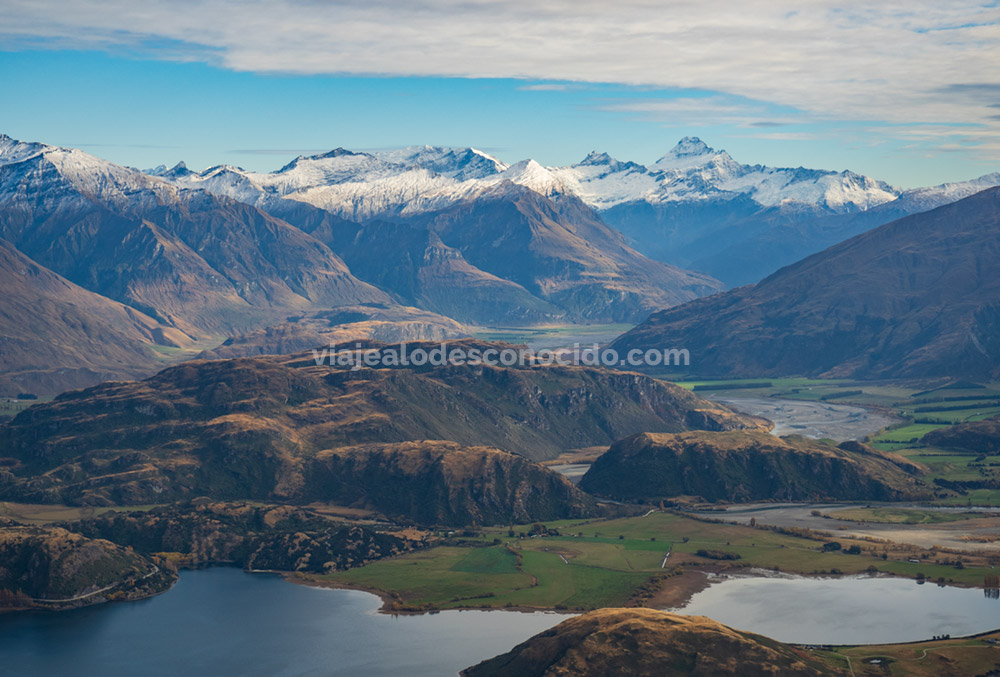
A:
[0,568,565,677]
[676,573,1000,645]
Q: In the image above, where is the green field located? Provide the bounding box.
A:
[870,423,950,446]
[674,377,849,393]
[0,396,52,418]
[827,506,986,524]
[817,632,1000,677]
[318,511,992,612]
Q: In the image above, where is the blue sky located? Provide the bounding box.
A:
[2,1,998,187]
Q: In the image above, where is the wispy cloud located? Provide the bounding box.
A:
[228,148,332,156]
[1,0,998,135]
[863,123,1000,161]
[736,132,819,141]
[595,95,807,128]
[73,142,182,149]
[517,83,586,92]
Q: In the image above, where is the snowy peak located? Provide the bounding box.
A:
[551,137,902,213]
[0,134,52,167]
[500,159,564,196]
[147,161,191,179]
[580,151,614,166]
[312,148,365,160]
[650,138,739,174]
[668,136,714,158]
[130,134,914,219]
[372,146,508,180]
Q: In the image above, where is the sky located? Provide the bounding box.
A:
[1,1,999,188]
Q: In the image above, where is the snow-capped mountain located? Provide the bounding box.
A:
[0,134,390,338]
[148,136,999,288]
[0,133,182,212]
[160,137,900,221]
[549,137,900,212]
[0,134,51,167]
[371,145,508,180]
[0,133,721,386]
[161,145,568,221]
[145,140,721,321]
[891,172,1000,213]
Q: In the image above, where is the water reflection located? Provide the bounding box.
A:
[674,573,1000,645]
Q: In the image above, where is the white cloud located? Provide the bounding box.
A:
[595,95,804,128]
[1,0,999,134]
[736,132,820,141]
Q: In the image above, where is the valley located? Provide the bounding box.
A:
[0,121,998,677]
[4,1,1000,673]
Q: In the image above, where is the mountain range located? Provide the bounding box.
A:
[155,144,720,323]
[555,137,999,286]
[160,136,1000,287]
[1,131,998,394]
[0,134,723,393]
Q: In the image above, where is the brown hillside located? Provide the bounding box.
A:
[462,607,843,676]
[580,431,929,503]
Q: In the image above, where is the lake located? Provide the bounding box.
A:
[7,567,1000,674]
[674,572,1000,645]
[0,568,565,677]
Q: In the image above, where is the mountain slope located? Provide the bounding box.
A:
[0,135,389,336]
[161,147,722,323]
[610,186,1000,379]
[306,218,567,325]
[157,137,921,291]
[579,431,928,503]
[463,607,841,677]
[0,237,192,395]
[404,186,721,322]
[308,441,598,525]
[64,502,420,572]
[687,171,1000,286]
